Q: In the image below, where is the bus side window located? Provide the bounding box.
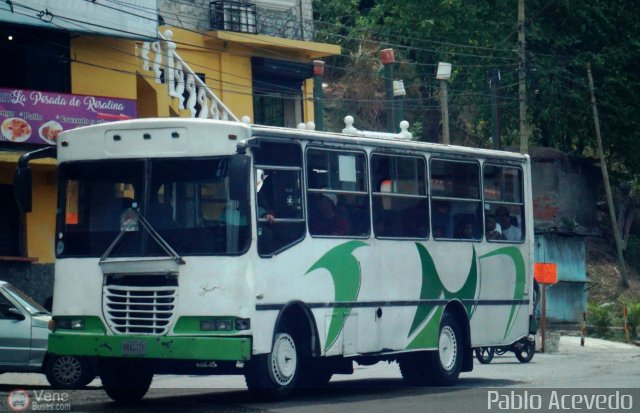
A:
[371,154,428,239]
[483,164,525,242]
[430,158,481,241]
[253,142,305,256]
[306,148,369,238]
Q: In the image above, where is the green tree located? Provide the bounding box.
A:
[313,0,640,178]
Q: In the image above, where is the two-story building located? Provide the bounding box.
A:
[0,0,339,303]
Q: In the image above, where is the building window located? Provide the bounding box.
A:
[253,94,285,127]
[0,24,70,93]
[252,58,311,127]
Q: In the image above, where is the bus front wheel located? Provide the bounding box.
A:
[100,360,153,403]
[245,321,301,399]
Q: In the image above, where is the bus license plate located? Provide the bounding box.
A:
[121,340,147,355]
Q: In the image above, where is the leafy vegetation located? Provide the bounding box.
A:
[587,302,612,337]
[313,0,640,177]
[627,303,640,339]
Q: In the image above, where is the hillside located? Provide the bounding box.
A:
[586,237,640,305]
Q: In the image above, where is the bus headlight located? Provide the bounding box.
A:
[56,318,85,330]
[199,318,250,331]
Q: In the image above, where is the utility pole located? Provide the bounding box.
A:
[394,80,406,132]
[489,69,502,150]
[312,60,325,131]
[381,49,396,133]
[518,0,528,154]
[587,63,630,288]
[436,62,452,145]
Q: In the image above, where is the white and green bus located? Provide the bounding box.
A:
[15,117,536,402]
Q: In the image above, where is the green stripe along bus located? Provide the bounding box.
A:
[15,117,536,402]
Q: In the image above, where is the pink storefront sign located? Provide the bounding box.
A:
[0,88,137,146]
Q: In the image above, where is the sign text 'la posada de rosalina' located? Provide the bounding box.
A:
[0,87,137,146]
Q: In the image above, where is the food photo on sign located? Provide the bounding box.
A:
[0,88,136,145]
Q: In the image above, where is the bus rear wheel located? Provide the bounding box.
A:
[100,360,153,403]
[400,313,463,386]
[245,321,301,399]
[426,312,463,386]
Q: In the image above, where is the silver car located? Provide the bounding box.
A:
[0,280,94,388]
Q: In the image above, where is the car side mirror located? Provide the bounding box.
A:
[7,307,26,321]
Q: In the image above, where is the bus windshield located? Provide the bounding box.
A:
[57,157,250,258]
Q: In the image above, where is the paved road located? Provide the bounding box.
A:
[1,337,639,412]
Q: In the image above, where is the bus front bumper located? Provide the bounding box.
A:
[48,332,252,361]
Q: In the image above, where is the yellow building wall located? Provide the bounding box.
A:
[303,78,314,123]
[167,28,254,121]
[219,53,253,120]
[26,168,57,263]
[70,36,137,99]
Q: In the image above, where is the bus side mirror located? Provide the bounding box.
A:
[228,154,250,201]
[14,166,33,213]
[12,146,55,213]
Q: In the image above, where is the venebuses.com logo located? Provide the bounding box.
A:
[7,390,30,412]
[6,389,71,412]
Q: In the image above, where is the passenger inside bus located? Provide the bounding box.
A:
[454,216,476,239]
[495,206,522,241]
[309,193,349,236]
[485,214,503,240]
[431,200,452,238]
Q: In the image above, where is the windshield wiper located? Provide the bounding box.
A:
[100,208,185,265]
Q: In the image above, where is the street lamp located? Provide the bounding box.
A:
[437,62,452,145]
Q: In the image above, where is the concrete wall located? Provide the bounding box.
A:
[530,148,600,234]
[0,263,54,307]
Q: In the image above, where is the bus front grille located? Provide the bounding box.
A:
[103,285,177,335]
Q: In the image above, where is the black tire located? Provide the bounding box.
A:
[299,357,332,389]
[45,355,93,389]
[399,352,429,386]
[100,360,153,403]
[515,339,535,363]
[245,321,301,399]
[426,312,463,386]
[474,347,495,364]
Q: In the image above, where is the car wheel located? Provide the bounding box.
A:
[45,355,93,389]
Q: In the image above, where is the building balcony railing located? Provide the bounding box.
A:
[209,1,313,41]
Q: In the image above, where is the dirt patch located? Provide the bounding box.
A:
[586,237,640,304]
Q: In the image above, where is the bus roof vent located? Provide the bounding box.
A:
[342,116,413,140]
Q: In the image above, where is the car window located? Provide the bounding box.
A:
[3,285,49,315]
[0,291,17,319]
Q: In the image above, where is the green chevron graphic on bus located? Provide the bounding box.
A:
[305,241,368,352]
[407,244,478,348]
[480,246,526,339]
